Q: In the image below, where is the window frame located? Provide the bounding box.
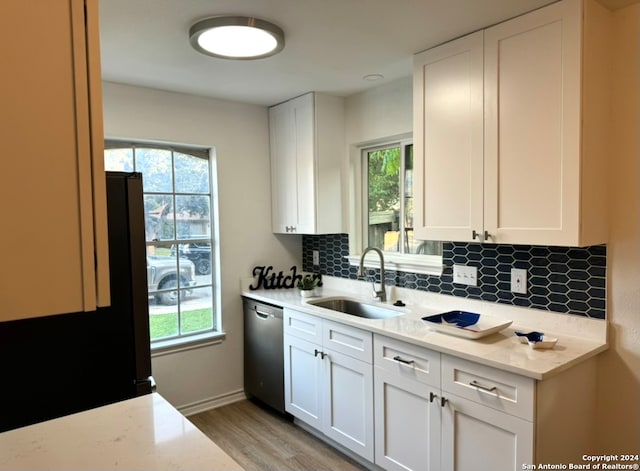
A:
[104,140,223,351]
[347,137,443,276]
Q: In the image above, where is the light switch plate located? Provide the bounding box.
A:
[453,265,478,286]
[312,250,320,266]
[511,268,527,294]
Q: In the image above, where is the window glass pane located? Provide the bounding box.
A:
[175,195,211,239]
[105,141,216,343]
[104,148,134,171]
[404,144,416,254]
[135,148,173,193]
[174,152,210,193]
[144,195,175,241]
[180,287,214,335]
[173,241,212,278]
[367,147,400,253]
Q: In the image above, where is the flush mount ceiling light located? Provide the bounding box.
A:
[189,16,285,60]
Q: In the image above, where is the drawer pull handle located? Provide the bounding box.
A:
[393,355,415,365]
[470,380,497,393]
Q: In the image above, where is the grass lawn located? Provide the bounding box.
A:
[150,308,213,340]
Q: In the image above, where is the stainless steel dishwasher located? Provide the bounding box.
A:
[243,297,285,413]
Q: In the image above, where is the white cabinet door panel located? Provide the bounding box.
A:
[374,367,440,471]
[484,0,582,245]
[283,334,323,429]
[413,31,484,242]
[323,350,374,461]
[441,393,534,471]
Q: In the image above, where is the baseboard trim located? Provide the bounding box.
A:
[178,389,246,417]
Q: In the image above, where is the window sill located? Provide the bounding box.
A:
[151,331,226,357]
[346,253,443,276]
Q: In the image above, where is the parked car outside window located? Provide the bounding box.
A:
[147,255,196,305]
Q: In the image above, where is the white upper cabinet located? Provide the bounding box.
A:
[413,31,484,244]
[414,0,609,246]
[269,92,345,234]
[0,0,109,322]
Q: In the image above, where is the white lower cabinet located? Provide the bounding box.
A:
[374,335,534,471]
[441,393,533,471]
[283,321,595,471]
[373,335,442,471]
[283,309,374,461]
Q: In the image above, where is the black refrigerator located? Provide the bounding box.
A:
[0,172,153,433]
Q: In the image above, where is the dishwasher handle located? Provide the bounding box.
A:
[255,309,273,319]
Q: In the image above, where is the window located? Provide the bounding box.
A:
[360,140,442,272]
[104,141,219,346]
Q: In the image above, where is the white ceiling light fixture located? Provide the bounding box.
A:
[189,16,285,60]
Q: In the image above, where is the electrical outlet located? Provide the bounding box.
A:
[312,250,320,266]
[511,268,527,294]
[453,265,478,286]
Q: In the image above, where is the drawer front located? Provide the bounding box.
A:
[284,308,322,344]
[442,355,534,421]
[322,319,372,363]
[374,334,441,388]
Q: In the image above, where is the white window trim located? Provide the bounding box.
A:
[347,135,444,276]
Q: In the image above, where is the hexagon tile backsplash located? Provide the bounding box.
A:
[302,234,606,319]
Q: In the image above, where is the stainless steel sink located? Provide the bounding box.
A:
[308,297,404,320]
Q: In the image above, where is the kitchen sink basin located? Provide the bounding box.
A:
[308,297,405,320]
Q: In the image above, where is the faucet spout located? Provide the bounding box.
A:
[358,247,386,302]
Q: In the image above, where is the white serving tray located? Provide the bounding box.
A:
[422,311,513,340]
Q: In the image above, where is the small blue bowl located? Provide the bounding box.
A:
[514,331,544,343]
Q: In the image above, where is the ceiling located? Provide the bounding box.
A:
[99,0,629,107]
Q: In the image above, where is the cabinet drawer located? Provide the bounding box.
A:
[374,335,441,388]
[323,320,372,363]
[442,355,534,421]
[284,308,322,344]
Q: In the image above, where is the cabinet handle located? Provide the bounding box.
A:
[286,225,297,233]
[472,230,491,241]
[469,380,497,393]
[314,349,327,359]
[393,355,415,366]
[441,396,448,407]
[429,392,438,403]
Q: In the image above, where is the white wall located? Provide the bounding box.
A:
[597,2,640,452]
[345,76,412,145]
[102,82,300,412]
[344,77,413,250]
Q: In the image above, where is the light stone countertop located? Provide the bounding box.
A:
[242,276,608,381]
[0,393,244,471]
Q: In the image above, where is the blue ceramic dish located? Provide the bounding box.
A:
[514,331,544,343]
[422,311,480,328]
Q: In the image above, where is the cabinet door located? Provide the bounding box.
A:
[269,100,299,233]
[484,0,581,245]
[283,334,323,429]
[269,93,316,234]
[323,349,374,462]
[0,0,108,321]
[291,93,317,234]
[413,31,484,243]
[374,367,440,471]
[441,393,533,471]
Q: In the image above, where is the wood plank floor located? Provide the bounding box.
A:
[189,399,370,471]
